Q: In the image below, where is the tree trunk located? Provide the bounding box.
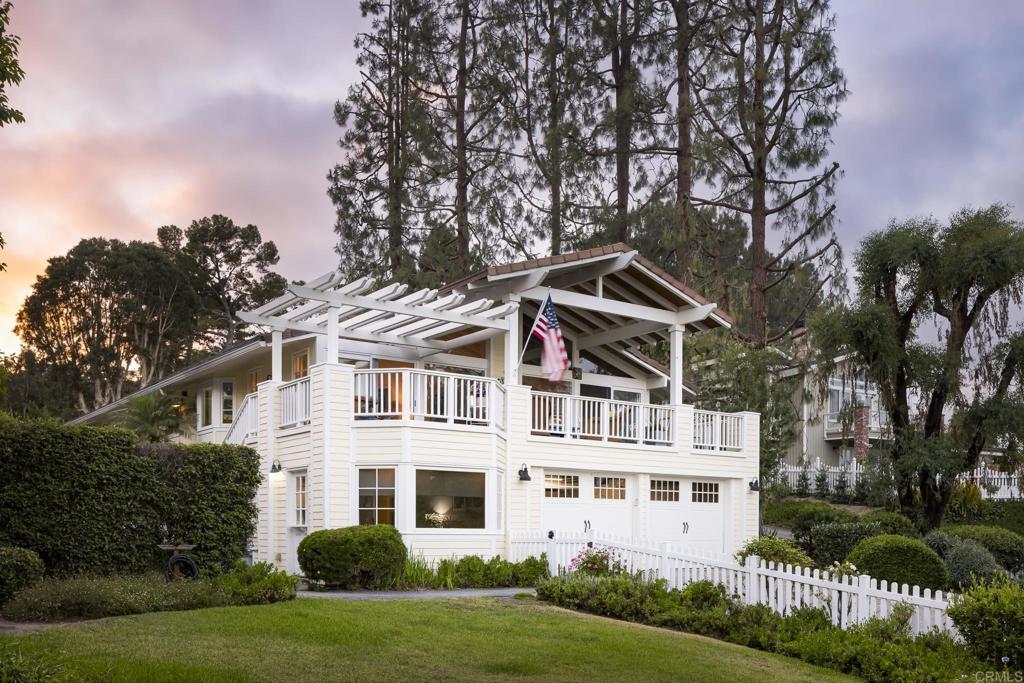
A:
[546,0,563,255]
[673,0,693,282]
[454,0,471,269]
[611,0,633,243]
[748,3,768,348]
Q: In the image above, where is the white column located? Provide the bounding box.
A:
[326,306,340,364]
[504,296,521,385]
[670,324,685,405]
[271,329,283,382]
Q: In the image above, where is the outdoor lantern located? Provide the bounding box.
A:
[518,464,531,481]
[749,479,760,492]
[270,459,282,474]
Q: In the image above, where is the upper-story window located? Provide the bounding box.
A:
[200,387,213,428]
[292,350,309,380]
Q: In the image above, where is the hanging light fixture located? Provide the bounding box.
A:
[518,464,531,481]
[270,459,282,474]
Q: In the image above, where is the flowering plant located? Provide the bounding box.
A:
[566,545,628,577]
[827,560,860,579]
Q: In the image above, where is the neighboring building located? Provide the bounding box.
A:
[73,244,761,571]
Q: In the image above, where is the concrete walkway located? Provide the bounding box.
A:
[299,587,534,601]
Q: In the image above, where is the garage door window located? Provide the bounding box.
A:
[594,476,626,500]
[650,479,679,502]
[544,474,579,498]
[691,481,719,503]
[416,470,485,529]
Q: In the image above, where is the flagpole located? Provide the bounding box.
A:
[517,290,550,369]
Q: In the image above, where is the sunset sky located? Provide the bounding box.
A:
[2,1,1023,354]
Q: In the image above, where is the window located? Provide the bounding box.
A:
[221,381,234,424]
[416,470,485,529]
[292,471,308,526]
[292,350,309,380]
[200,387,213,428]
[358,468,395,525]
[650,479,680,502]
[248,369,261,395]
[593,476,626,500]
[544,474,579,499]
[691,481,720,504]
[612,389,641,403]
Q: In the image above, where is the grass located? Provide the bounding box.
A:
[0,598,859,683]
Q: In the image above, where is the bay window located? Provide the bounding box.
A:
[358,468,395,525]
[415,470,485,529]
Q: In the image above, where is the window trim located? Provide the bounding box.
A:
[414,468,487,530]
[291,349,310,380]
[650,479,680,502]
[691,481,720,504]
[593,476,626,501]
[290,469,308,528]
[544,474,580,499]
[358,467,396,526]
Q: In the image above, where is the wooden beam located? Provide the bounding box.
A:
[541,252,635,290]
[577,320,668,350]
[521,286,678,325]
[289,284,507,330]
[237,311,450,351]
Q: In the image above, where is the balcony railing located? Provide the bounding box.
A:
[824,411,890,438]
[353,368,504,429]
[279,377,311,428]
[224,392,258,444]
[692,409,744,452]
[530,392,676,446]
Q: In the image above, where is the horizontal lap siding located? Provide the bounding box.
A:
[403,533,503,562]
[352,427,403,462]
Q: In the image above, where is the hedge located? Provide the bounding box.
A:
[944,538,1003,590]
[0,418,261,576]
[948,576,1024,668]
[846,535,948,591]
[945,525,1024,574]
[0,547,45,605]
[808,522,883,567]
[859,510,919,537]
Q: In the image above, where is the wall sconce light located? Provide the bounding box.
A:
[518,464,531,481]
[748,479,760,492]
[270,459,282,474]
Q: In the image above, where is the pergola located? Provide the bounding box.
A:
[237,244,730,405]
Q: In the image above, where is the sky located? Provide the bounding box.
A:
[1,1,1024,354]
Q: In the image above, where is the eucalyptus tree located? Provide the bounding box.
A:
[15,239,198,413]
[328,0,438,284]
[813,205,1024,529]
[694,0,847,347]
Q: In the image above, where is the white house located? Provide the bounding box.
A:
[73,244,761,571]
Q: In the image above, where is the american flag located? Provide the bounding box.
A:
[530,295,570,381]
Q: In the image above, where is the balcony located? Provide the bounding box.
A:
[352,368,506,430]
[224,392,258,445]
[823,411,890,440]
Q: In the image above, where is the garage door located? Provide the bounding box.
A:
[541,472,633,538]
[648,478,725,553]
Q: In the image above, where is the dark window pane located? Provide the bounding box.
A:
[358,493,376,509]
[415,470,485,529]
[359,469,376,487]
[377,493,395,508]
[377,468,396,487]
[358,509,376,525]
[377,509,395,526]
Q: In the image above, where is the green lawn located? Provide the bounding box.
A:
[1,597,858,683]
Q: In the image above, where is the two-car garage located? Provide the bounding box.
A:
[539,470,727,554]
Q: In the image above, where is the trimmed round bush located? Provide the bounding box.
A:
[734,536,812,567]
[808,522,883,566]
[0,547,45,605]
[945,525,1024,574]
[845,535,948,591]
[923,530,957,558]
[859,510,919,537]
[298,525,407,589]
[944,538,1003,589]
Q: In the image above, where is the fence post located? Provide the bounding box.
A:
[745,554,761,606]
[659,541,670,582]
[856,574,871,624]
[546,536,557,576]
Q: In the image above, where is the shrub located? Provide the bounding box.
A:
[923,530,957,558]
[944,539,1003,590]
[484,556,515,587]
[852,469,869,503]
[454,555,488,587]
[512,555,548,586]
[795,463,811,496]
[435,558,456,589]
[945,525,1024,574]
[0,546,45,605]
[0,645,84,683]
[566,545,627,576]
[734,536,812,567]
[814,467,831,499]
[790,506,857,548]
[845,535,948,591]
[212,561,297,604]
[809,522,883,566]
[0,419,261,577]
[859,510,919,537]
[762,498,832,526]
[987,499,1024,536]
[536,573,672,623]
[298,525,407,589]
[949,576,1024,668]
[1,573,224,622]
[832,467,850,504]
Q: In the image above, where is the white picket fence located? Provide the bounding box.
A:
[509,531,954,636]
[776,458,1022,500]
